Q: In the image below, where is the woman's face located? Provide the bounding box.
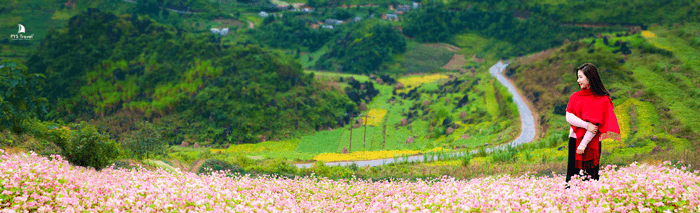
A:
[577,70,590,90]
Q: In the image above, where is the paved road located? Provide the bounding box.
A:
[295,61,537,169]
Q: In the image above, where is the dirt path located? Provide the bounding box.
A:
[169,159,188,171]
[248,21,254,29]
[424,43,461,52]
[442,53,467,71]
[431,43,468,73]
[189,159,207,173]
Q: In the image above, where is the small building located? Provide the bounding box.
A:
[385,13,398,21]
[322,25,334,29]
[303,6,313,13]
[396,4,411,13]
[412,2,420,9]
[259,11,268,17]
[354,16,362,22]
[210,28,229,36]
[325,19,343,25]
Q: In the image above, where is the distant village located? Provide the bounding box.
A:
[211,1,421,35]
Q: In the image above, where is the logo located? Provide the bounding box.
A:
[10,24,34,41]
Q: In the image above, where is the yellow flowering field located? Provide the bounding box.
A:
[422,156,489,167]
[653,133,692,151]
[395,74,449,93]
[603,99,632,150]
[628,99,658,138]
[312,147,446,162]
[642,30,674,51]
[641,30,656,38]
[425,160,461,167]
[365,109,387,126]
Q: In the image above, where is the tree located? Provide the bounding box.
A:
[136,0,160,16]
[64,121,122,170]
[0,59,48,133]
[307,0,317,7]
[123,121,167,160]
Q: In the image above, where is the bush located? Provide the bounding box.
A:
[197,159,244,175]
[122,121,167,160]
[64,121,122,170]
[0,59,49,133]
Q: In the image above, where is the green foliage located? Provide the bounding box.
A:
[251,11,338,52]
[314,19,407,74]
[122,121,167,160]
[64,121,122,171]
[197,159,244,175]
[0,59,48,133]
[443,0,700,25]
[27,9,356,146]
[303,161,354,179]
[402,43,455,73]
[402,1,623,58]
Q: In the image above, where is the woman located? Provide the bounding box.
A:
[565,63,621,184]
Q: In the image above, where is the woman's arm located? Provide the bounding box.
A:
[566,112,589,129]
[576,131,596,154]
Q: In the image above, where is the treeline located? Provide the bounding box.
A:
[251,13,340,53]
[402,1,625,58]
[443,0,700,26]
[314,19,407,74]
[25,8,359,146]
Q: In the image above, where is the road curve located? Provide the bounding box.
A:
[294,61,537,168]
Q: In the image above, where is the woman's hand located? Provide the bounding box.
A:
[586,122,598,134]
[576,144,586,155]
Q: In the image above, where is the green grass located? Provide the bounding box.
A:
[627,59,700,134]
[449,33,514,67]
[401,41,455,73]
[300,45,328,68]
[303,69,370,82]
[295,64,521,157]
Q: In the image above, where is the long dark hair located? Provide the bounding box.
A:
[576,63,610,97]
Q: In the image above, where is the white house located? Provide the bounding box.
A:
[322,25,334,29]
[325,19,343,25]
[211,28,230,36]
[260,11,268,17]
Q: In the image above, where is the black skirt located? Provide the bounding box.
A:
[566,137,600,182]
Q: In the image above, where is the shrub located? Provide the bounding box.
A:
[197,159,244,175]
[0,59,49,133]
[122,121,166,160]
[64,121,122,170]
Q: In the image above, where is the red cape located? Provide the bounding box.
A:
[566,88,621,169]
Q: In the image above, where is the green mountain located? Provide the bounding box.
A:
[26,8,359,145]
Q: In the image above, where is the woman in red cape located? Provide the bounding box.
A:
[565,63,621,185]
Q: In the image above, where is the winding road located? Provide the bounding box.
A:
[294,61,537,169]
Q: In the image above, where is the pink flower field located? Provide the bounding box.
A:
[1,149,699,212]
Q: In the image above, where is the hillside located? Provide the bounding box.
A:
[505,24,700,167]
[442,0,700,26]
[24,8,358,145]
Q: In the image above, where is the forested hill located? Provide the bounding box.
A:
[442,0,700,26]
[26,8,359,145]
